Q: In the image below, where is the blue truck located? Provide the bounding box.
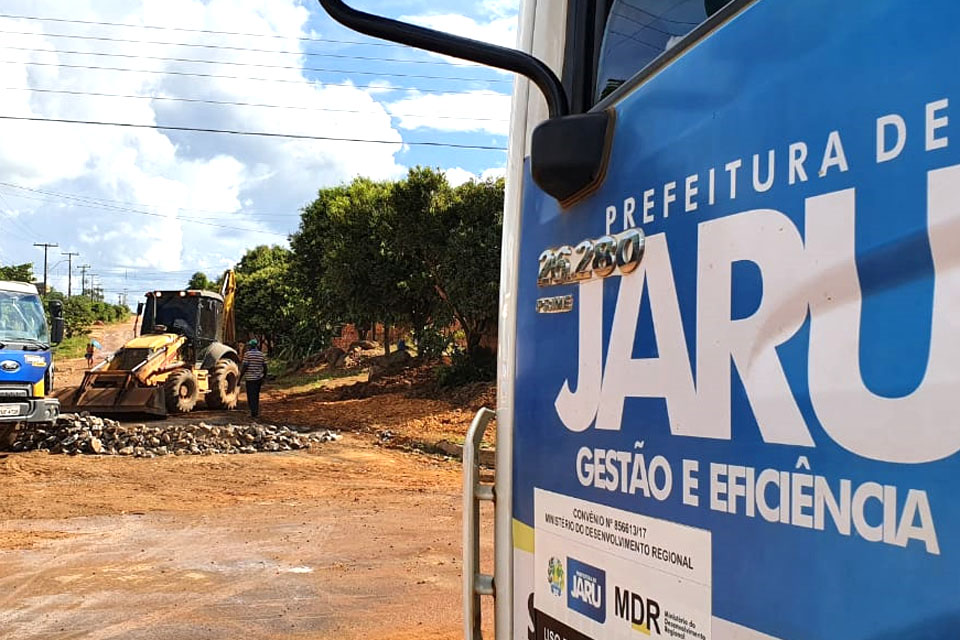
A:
[321,1,960,638]
[0,280,64,447]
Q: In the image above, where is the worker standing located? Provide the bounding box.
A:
[85,341,95,368]
[238,339,266,419]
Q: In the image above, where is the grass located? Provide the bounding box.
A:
[270,367,360,392]
[53,317,131,359]
[54,335,89,359]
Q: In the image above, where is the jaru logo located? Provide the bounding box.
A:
[555,165,960,464]
[566,558,606,623]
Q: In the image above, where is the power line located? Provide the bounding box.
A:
[78,264,90,296]
[97,268,210,275]
[0,12,409,48]
[0,45,511,84]
[616,5,700,27]
[1,185,290,227]
[0,187,291,236]
[608,29,664,54]
[0,190,41,241]
[0,86,509,123]
[610,10,686,38]
[0,27,481,67]
[0,59,505,95]
[33,242,59,293]
[0,181,298,222]
[0,211,35,243]
[61,251,79,297]
[0,115,509,150]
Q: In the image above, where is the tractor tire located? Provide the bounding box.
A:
[206,359,240,410]
[164,369,199,414]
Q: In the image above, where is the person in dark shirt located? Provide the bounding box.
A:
[238,339,267,418]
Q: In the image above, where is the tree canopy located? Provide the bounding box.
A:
[289,167,503,358]
[226,167,503,378]
[187,272,214,291]
[0,263,34,283]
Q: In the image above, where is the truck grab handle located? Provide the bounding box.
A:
[463,407,496,640]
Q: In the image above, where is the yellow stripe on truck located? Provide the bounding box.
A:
[513,519,534,553]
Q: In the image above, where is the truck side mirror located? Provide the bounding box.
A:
[531,111,616,205]
[136,302,144,317]
[51,317,65,345]
[47,299,65,345]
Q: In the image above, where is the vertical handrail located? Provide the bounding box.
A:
[463,407,496,640]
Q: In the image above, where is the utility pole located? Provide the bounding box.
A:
[61,251,79,297]
[33,242,58,295]
[79,264,90,297]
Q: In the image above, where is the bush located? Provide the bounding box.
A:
[435,348,496,388]
[63,297,95,338]
[50,296,129,338]
[415,325,453,362]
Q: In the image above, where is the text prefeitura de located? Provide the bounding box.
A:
[601,98,951,234]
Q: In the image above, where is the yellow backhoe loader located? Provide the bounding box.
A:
[55,272,241,416]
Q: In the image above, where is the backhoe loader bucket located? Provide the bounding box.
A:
[53,371,167,416]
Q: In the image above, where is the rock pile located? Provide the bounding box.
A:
[8,414,340,457]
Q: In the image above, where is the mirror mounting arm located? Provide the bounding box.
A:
[316,0,569,118]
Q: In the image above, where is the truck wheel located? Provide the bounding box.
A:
[164,369,199,413]
[0,423,18,450]
[206,359,240,410]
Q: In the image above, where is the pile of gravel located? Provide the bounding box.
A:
[9,413,340,457]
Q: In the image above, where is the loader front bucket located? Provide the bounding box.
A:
[53,371,167,416]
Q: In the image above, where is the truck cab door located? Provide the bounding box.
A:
[514,1,960,639]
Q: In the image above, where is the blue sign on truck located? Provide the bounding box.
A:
[512,1,960,638]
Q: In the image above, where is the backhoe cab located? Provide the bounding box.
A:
[57,273,240,416]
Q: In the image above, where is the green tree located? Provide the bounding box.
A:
[0,263,35,283]
[435,177,503,354]
[62,296,95,338]
[289,168,503,366]
[389,168,503,355]
[232,245,327,357]
[187,272,214,290]
[292,178,440,347]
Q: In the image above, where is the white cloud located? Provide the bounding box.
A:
[480,166,507,181]
[445,165,506,186]
[445,167,477,187]
[399,2,519,68]
[0,0,409,295]
[480,0,520,20]
[400,12,517,49]
[388,90,510,135]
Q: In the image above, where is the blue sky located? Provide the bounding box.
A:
[0,0,517,299]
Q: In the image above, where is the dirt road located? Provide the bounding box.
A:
[6,322,499,638]
[57,319,138,388]
[0,434,494,639]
